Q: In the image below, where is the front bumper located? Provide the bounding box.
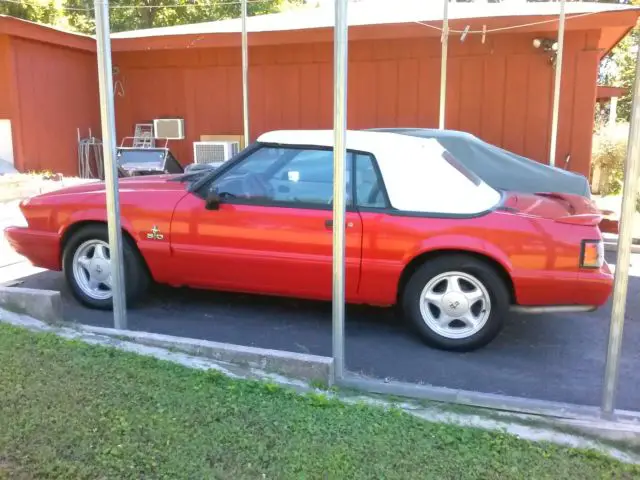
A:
[4,226,61,271]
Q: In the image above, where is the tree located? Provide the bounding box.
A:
[598,0,640,122]
[0,0,62,26]
[62,0,304,34]
[0,0,303,34]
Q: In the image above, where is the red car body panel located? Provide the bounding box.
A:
[5,228,60,271]
[4,175,613,309]
[169,194,363,300]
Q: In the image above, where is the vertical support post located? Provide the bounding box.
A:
[548,0,566,167]
[332,0,348,382]
[94,0,127,330]
[438,0,449,130]
[609,96,618,130]
[241,0,250,145]
[601,42,640,417]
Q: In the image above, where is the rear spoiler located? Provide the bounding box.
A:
[535,192,603,226]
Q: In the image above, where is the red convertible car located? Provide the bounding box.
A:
[5,130,613,351]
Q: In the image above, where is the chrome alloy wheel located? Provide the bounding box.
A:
[72,239,113,300]
[419,271,491,339]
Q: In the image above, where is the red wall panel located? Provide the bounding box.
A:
[524,55,553,163]
[502,54,530,155]
[113,31,599,177]
[11,38,99,174]
[458,57,483,137]
[570,50,600,177]
[481,56,506,147]
[0,35,12,118]
[396,58,419,127]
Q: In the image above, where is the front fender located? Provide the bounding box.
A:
[57,209,136,240]
[56,206,174,284]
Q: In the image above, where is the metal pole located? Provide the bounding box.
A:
[332,0,348,382]
[601,40,640,417]
[438,0,449,130]
[94,0,127,330]
[548,0,566,167]
[241,0,250,145]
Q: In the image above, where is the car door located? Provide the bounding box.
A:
[170,145,363,301]
[351,151,407,306]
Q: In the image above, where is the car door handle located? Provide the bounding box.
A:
[325,220,354,229]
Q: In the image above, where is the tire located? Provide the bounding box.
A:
[402,255,509,352]
[63,224,150,310]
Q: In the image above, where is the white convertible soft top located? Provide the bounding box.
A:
[257,130,502,215]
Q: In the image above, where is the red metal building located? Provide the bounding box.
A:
[0,16,99,174]
[1,2,639,178]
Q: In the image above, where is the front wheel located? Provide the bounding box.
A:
[402,255,509,352]
[63,225,150,310]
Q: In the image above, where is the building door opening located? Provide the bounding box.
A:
[0,119,15,173]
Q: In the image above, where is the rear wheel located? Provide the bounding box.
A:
[402,255,509,351]
[63,224,150,310]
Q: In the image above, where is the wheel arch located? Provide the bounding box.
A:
[397,249,516,305]
[60,220,151,276]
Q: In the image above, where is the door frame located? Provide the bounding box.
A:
[0,119,14,169]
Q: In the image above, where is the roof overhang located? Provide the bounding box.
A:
[597,85,628,100]
[111,13,640,54]
[109,2,640,53]
[0,15,94,52]
[0,2,638,56]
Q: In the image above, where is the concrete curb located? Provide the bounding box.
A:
[602,233,640,254]
[79,325,334,384]
[0,286,62,323]
[604,241,640,254]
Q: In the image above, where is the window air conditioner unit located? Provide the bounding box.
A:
[153,118,185,140]
[193,141,240,166]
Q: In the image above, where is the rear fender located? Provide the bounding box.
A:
[407,234,514,275]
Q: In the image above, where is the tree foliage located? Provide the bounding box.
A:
[599,0,640,123]
[0,0,303,34]
[0,0,63,27]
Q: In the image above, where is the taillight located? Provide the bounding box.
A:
[580,239,604,269]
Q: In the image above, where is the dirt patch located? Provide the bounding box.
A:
[0,457,33,480]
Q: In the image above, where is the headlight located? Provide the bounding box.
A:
[580,239,604,269]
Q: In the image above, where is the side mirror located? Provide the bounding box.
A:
[205,191,222,210]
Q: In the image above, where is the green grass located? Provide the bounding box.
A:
[0,324,638,479]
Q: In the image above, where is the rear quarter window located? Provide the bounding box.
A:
[442,150,482,187]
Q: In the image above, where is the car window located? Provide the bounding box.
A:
[227,147,283,176]
[354,153,387,208]
[210,146,351,207]
[441,149,482,187]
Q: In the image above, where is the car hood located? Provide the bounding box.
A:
[32,175,185,199]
